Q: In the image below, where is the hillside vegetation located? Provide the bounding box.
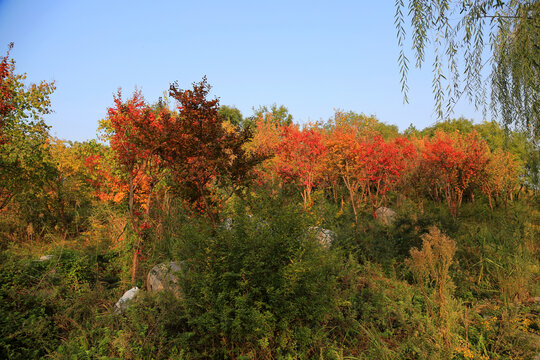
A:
[1,49,539,360]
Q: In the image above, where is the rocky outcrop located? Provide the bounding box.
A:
[146,261,184,297]
[375,207,397,226]
[308,226,336,247]
[115,287,140,314]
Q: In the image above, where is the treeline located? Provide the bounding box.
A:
[1,72,536,244]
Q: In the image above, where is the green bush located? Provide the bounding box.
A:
[168,198,347,358]
[0,252,60,359]
[0,243,121,359]
[1,189,538,359]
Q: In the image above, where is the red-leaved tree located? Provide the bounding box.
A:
[363,135,417,214]
[418,131,490,218]
[159,77,261,223]
[106,90,167,282]
[276,125,326,206]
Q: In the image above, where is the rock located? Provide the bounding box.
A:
[222,217,233,230]
[38,255,53,261]
[308,226,336,247]
[115,286,140,314]
[147,261,184,297]
[375,207,397,226]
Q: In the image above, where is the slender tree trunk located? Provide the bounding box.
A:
[130,186,155,284]
[128,173,134,218]
[343,175,358,225]
[128,172,139,284]
[0,192,14,211]
[301,188,308,207]
[56,178,68,231]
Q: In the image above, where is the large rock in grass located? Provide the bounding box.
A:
[146,261,184,297]
[308,226,336,247]
[115,286,140,314]
[38,255,54,261]
[222,217,233,230]
[375,207,397,226]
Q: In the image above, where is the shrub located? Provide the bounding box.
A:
[170,198,346,358]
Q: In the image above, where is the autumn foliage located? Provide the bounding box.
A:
[84,78,264,281]
[161,77,261,217]
[4,67,519,286]
[414,131,499,217]
[90,89,525,231]
[276,125,326,205]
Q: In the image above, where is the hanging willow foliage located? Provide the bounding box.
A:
[395,0,539,140]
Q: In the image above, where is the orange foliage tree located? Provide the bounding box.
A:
[323,119,416,223]
[323,125,366,223]
[480,149,520,211]
[237,111,282,194]
[84,151,126,204]
[101,79,262,283]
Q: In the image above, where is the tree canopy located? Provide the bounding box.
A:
[395,0,539,140]
[0,43,56,210]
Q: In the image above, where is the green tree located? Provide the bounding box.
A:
[0,43,56,211]
[218,105,244,127]
[252,103,293,126]
[420,117,476,138]
[404,123,420,138]
[324,110,399,139]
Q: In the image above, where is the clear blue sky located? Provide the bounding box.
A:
[0,0,484,142]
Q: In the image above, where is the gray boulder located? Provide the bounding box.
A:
[375,207,397,226]
[115,286,140,314]
[308,226,336,247]
[222,217,233,230]
[146,261,184,297]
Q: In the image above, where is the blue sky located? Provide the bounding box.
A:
[0,0,484,142]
